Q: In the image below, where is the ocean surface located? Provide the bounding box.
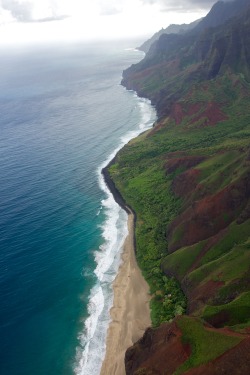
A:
[0,40,156,375]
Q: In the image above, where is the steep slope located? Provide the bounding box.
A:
[125,317,249,375]
[195,0,250,32]
[122,0,250,117]
[105,0,250,373]
[139,19,201,54]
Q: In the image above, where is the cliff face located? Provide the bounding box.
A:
[125,320,190,375]
[109,0,250,374]
[122,1,250,118]
[125,317,250,375]
[194,0,250,32]
[139,19,201,54]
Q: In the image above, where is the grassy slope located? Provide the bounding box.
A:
[175,316,242,374]
[109,71,250,372]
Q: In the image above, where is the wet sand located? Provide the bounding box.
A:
[100,211,151,375]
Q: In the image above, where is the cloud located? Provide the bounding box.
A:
[1,0,33,21]
[0,0,67,22]
[0,0,126,23]
[141,0,217,12]
[0,0,221,27]
[97,0,123,16]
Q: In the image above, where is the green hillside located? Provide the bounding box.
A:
[105,1,250,373]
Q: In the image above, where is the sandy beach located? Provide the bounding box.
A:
[100,210,151,375]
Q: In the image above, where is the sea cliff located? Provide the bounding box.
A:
[104,0,250,373]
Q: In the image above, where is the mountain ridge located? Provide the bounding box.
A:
[139,19,202,54]
[107,0,250,373]
[122,1,250,118]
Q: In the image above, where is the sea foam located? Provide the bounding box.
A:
[74,91,156,375]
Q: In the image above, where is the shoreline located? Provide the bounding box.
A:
[100,207,151,375]
[102,161,132,215]
[98,94,155,374]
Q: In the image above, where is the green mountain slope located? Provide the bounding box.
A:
[105,1,250,373]
[122,2,250,117]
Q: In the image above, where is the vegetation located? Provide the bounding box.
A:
[114,2,250,373]
[110,158,186,326]
[203,291,250,327]
[175,316,242,374]
[109,72,250,329]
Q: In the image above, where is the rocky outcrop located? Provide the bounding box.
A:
[125,316,250,375]
[125,320,190,375]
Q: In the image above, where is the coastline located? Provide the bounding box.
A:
[102,160,132,215]
[100,207,151,375]
[97,94,155,375]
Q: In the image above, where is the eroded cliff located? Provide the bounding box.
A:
[108,1,250,373]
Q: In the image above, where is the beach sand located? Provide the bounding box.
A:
[100,211,151,375]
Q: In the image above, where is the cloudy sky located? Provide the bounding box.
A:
[0,0,218,45]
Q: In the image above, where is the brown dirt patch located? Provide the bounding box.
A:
[170,101,228,127]
[172,168,200,197]
[165,156,205,174]
[164,155,206,197]
[191,102,228,127]
[168,175,250,252]
[189,228,228,273]
[125,321,190,375]
[187,280,224,314]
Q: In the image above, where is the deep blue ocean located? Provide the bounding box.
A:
[0,40,156,375]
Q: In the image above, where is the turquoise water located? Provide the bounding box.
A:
[0,41,156,375]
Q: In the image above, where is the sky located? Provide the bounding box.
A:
[0,0,219,46]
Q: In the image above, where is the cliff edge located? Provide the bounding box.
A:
[107,1,250,373]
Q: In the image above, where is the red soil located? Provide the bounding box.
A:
[125,318,249,375]
[172,168,200,197]
[165,156,205,174]
[164,155,206,198]
[168,175,250,252]
[189,228,228,273]
[171,103,185,125]
[187,280,224,314]
[130,59,180,85]
[125,321,190,375]
[170,101,228,127]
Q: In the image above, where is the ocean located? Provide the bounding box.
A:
[0,40,156,375]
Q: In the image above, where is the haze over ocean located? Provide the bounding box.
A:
[0,41,156,375]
